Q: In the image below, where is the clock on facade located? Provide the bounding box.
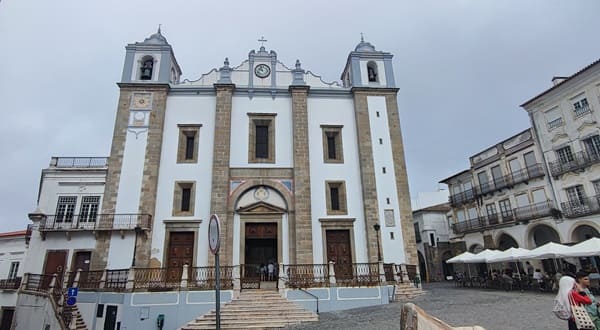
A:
[254,64,271,78]
[132,93,152,109]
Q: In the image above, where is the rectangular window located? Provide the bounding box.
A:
[326,181,347,215]
[173,181,196,216]
[556,146,574,164]
[79,196,100,222]
[545,107,563,129]
[491,165,505,188]
[477,171,490,193]
[413,223,421,243]
[583,135,600,158]
[429,233,436,247]
[593,180,600,196]
[486,203,497,216]
[566,185,586,205]
[56,196,77,222]
[8,262,19,279]
[515,193,530,207]
[573,97,591,117]
[248,114,276,163]
[499,199,513,220]
[532,189,546,203]
[524,151,537,168]
[177,124,201,163]
[321,125,344,163]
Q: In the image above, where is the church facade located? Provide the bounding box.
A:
[25,30,416,278]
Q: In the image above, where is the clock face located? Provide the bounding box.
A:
[254,64,271,78]
[132,93,152,109]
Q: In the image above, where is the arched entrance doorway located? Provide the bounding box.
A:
[417,251,427,282]
[497,233,519,251]
[529,224,562,274]
[571,224,600,271]
[234,185,288,289]
[441,251,454,280]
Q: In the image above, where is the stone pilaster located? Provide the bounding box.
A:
[352,92,381,263]
[91,83,169,270]
[208,84,235,266]
[290,86,313,264]
[385,93,418,266]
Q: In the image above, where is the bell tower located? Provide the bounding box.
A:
[346,36,417,267]
[120,27,181,84]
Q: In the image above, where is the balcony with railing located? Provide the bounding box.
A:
[50,157,108,168]
[561,195,600,218]
[574,105,592,118]
[549,151,600,177]
[449,188,477,207]
[39,213,152,232]
[0,277,21,290]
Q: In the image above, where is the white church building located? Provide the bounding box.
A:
[16,30,418,330]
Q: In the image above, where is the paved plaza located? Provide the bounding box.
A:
[286,282,565,330]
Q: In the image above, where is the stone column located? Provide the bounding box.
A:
[352,91,381,263]
[328,261,336,286]
[384,93,417,266]
[290,85,313,264]
[180,264,189,289]
[208,84,235,266]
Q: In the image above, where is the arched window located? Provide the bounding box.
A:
[140,56,154,80]
[367,61,378,83]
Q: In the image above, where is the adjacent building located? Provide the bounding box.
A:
[441,59,600,274]
[0,229,29,330]
[412,202,452,282]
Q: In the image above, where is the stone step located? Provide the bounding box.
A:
[183,320,304,327]
[197,313,318,321]
[199,309,316,317]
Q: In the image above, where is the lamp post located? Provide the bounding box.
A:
[131,225,142,267]
[373,223,382,262]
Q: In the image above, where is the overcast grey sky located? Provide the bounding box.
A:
[1,1,600,231]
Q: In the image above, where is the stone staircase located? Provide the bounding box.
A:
[66,305,88,330]
[394,282,426,301]
[180,290,318,329]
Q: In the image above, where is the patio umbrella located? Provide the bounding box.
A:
[523,242,572,259]
[468,249,502,263]
[446,251,475,277]
[562,237,600,257]
[486,247,531,263]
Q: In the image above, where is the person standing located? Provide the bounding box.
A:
[576,271,600,329]
[267,262,275,281]
[556,275,592,330]
[526,261,534,276]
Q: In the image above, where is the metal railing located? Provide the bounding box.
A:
[50,157,108,168]
[574,105,592,118]
[77,270,104,290]
[105,269,129,291]
[336,263,380,287]
[188,266,234,290]
[561,195,600,218]
[283,264,329,288]
[39,214,152,231]
[550,151,600,177]
[547,117,564,129]
[513,201,554,222]
[0,277,21,290]
[449,188,477,206]
[383,263,395,283]
[134,268,180,291]
[24,274,57,292]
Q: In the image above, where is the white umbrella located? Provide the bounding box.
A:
[467,249,502,263]
[486,247,531,263]
[524,242,572,259]
[562,237,600,257]
[446,252,475,264]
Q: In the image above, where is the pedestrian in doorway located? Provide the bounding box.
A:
[576,270,600,329]
[267,262,275,281]
[259,264,266,281]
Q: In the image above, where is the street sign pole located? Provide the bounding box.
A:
[208,214,221,330]
[215,251,221,330]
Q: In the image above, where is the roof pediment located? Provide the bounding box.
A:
[237,201,286,214]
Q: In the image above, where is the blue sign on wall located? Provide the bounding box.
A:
[66,296,77,306]
[67,287,78,297]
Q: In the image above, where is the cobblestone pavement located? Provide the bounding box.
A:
[286,282,565,330]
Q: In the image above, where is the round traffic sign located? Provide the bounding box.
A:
[66,296,77,306]
[208,214,221,255]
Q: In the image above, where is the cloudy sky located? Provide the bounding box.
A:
[1,1,600,231]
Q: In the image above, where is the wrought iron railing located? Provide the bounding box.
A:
[50,157,108,168]
[24,273,57,292]
[188,266,234,290]
[574,105,592,118]
[283,264,329,288]
[383,263,395,282]
[336,263,380,287]
[77,270,104,290]
[547,117,564,129]
[513,201,555,222]
[561,196,600,218]
[449,188,477,206]
[0,277,21,290]
[39,214,152,231]
[134,268,180,291]
[550,151,600,177]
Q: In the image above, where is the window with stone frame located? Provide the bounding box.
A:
[593,180,600,197]
[79,196,100,222]
[566,185,586,205]
[321,125,344,163]
[248,114,276,163]
[8,262,19,279]
[173,181,196,216]
[325,181,347,215]
[556,146,574,165]
[413,222,421,243]
[55,196,77,222]
[486,203,498,224]
[177,124,201,163]
[573,97,591,117]
[583,135,600,158]
[498,199,513,221]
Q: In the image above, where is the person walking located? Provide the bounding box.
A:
[575,270,600,329]
[556,275,592,330]
[267,262,275,281]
